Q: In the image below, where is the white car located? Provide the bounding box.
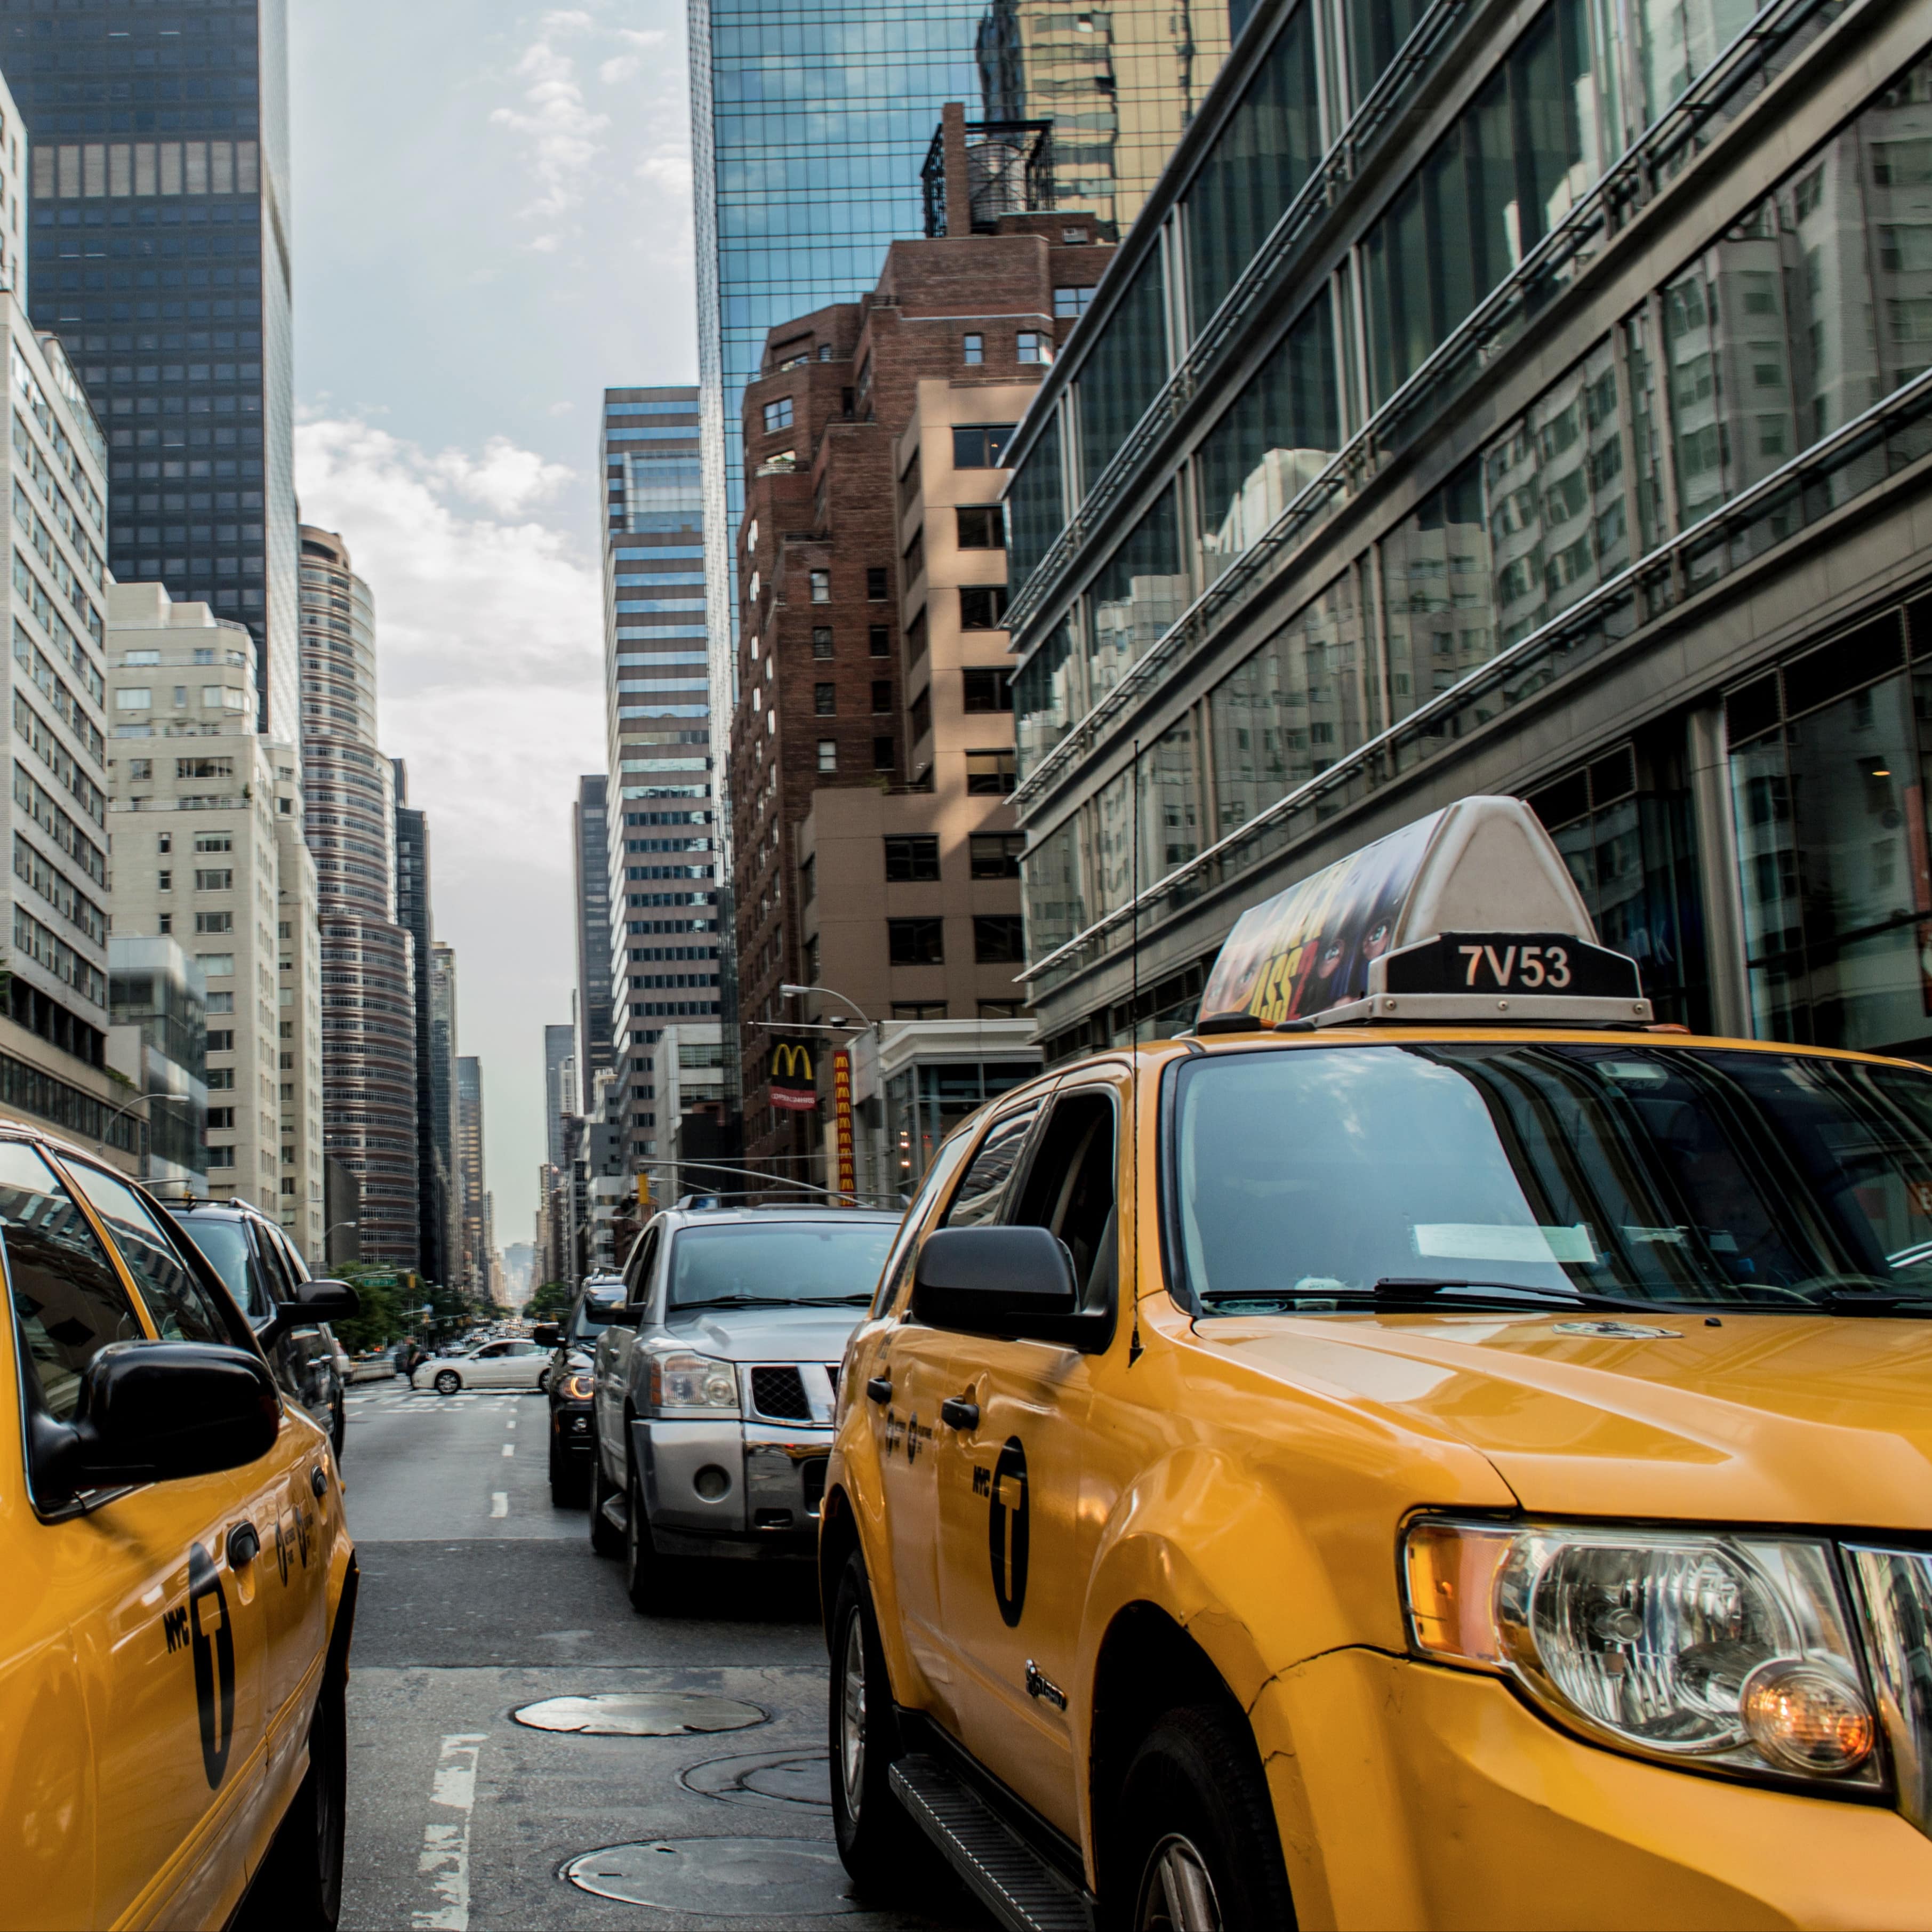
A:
[412,1337,550,1394]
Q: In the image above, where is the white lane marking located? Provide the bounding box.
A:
[414,1733,486,1931]
[490,1492,508,1518]
[500,1443,514,1458]
[505,1420,516,1431]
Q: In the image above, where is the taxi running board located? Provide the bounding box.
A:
[889,1754,1094,1932]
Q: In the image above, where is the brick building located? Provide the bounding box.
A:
[729,143,1112,1191]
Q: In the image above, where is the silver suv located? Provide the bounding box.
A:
[588,1204,900,1610]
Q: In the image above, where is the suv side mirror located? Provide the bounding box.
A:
[532,1324,561,1348]
[912,1227,1110,1351]
[37,1341,282,1494]
[260,1277,360,1346]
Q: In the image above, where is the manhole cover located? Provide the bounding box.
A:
[512,1693,767,1736]
[563,1837,859,1914]
[683,1747,832,1810]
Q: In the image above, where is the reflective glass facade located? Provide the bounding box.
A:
[6,0,299,748]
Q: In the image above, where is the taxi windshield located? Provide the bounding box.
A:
[666,1222,895,1311]
[1172,1044,1932,1314]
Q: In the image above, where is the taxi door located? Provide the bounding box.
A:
[893,1096,1051,1747]
[931,1078,1122,1835]
[0,1142,272,1932]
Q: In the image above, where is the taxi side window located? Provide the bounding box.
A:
[1012,1089,1118,1301]
[941,1104,1043,1229]
[61,1161,233,1346]
[874,1130,975,1317]
[0,1142,145,1423]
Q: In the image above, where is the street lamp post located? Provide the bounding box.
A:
[94,1088,199,1158]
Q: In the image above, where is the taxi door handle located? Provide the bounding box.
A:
[940,1397,980,1432]
[866,1376,892,1405]
[226,1521,261,1568]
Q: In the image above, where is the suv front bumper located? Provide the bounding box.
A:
[629,1417,831,1557]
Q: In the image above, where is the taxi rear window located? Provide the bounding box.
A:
[1170,1043,1932,1315]
[62,1163,233,1346]
[0,1142,144,1422]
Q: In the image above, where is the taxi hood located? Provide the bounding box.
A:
[1196,1310,1932,1530]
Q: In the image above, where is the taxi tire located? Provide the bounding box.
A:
[245,1672,347,1930]
[828,1550,924,1896]
[589,1450,623,1557]
[1112,1703,1294,1932]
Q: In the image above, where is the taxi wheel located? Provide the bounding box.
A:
[589,1452,623,1557]
[244,1672,346,1929]
[1113,1704,1293,1932]
[828,1550,923,1894]
[434,1369,461,1396]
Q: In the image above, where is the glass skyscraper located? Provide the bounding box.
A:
[4,0,299,744]
[601,386,722,1167]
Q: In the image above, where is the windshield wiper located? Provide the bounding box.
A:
[671,1293,872,1312]
[1198,1278,1666,1316]
[1809,1286,1932,1317]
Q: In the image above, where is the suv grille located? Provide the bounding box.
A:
[750,1365,811,1422]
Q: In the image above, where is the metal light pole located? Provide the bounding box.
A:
[94,1088,199,1158]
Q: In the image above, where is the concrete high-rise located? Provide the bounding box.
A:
[429,941,460,1282]
[11,1,300,747]
[455,1053,485,1294]
[543,1021,574,1171]
[600,386,722,1172]
[298,525,417,1269]
[572,773,614,1110]
[395,760,448,1286]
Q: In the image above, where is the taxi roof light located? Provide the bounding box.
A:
[1196,797,1653,1032]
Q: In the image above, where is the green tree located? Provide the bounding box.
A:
[523,1280,572,1321]
[332,1274,402,1353]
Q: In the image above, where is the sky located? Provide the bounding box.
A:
[288,1,698,1246]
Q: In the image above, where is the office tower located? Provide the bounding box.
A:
[1001,0,1932,1062]
[12,1,301,746]
[600,386,722,1172]
[455,1053,485,1293]
[429,940,460,1282]
[108,936,207,1191]
[572,773,614,1109]
[729,183,1108,1184]
[105,582,322,1246]
[394,760,447,1285]
[543,1021,574,1170]
[298,525,418,1268]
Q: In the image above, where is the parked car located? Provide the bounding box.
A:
[165,1195,350,1458]
[587,1204,900,1610]
[534,1274,629,1505]
[411,1336,550,1394]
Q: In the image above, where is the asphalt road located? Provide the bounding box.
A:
[338,1377,988,1932]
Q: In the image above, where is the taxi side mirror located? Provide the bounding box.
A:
[56,1341,281,1492]
[532,1324,562,1348]
[259,1278,360,1347]
[912,1227,1109,1351]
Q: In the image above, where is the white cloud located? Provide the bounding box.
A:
[599,53,641,83]
[490,34,611,229]
[614,26,667,45]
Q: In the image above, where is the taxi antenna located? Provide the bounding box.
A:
[1129,736,1143,1367]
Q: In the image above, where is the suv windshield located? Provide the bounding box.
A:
[1172,1044,1932,1314]
[175,1215,271,1322]
[667,1221,895,1311]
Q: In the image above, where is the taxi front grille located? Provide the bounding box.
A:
[749,1366,811,1422]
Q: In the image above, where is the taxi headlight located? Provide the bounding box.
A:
[1404,1519,1881,1786]
[648,1351,739,1415]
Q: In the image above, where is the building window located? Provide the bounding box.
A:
[866,566,888,601]
[888,917,944,964]
[1016,331,1052,365]
[157,870,172,892]
[869,624,891,656]
[207,1067,235,1090]
[809,569,830,603]
[873,736,896,772]
[963,333,984,365]
[884,835,941,882]
[817,739,837,773]
[872,679,893,713]
[970,832,1027,878]
[763,396,794,433]
[966,750,1016,795]
[206,1146,235,1169]
[979,999,1029,1019]
[1054,285,1096,319]
[962,667,1013,712]
[158,912,172,935]
[952,425,1014,469]
[974,915,1027,963]
[800,854,815,903]
[814,683,837,716]
[956,506,1005,549]
[195,912,234,935]
[812,626,834,658]
[195,869,234,891]
[959,586,1008,630]
[892,1000,948,1019]
[207,1108,236,1131]
[909,686,932,743]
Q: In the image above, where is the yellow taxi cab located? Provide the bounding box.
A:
[821,796,1932,1931]
[0,1128,358,1931]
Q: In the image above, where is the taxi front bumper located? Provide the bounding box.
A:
[1260,1647,1932,1930]
[629,1417,830,1556]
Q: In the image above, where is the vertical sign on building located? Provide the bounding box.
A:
[832,1049,856,1206]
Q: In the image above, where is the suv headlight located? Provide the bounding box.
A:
[648,1351,739,1415]
[1404,1519,1880,1787]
